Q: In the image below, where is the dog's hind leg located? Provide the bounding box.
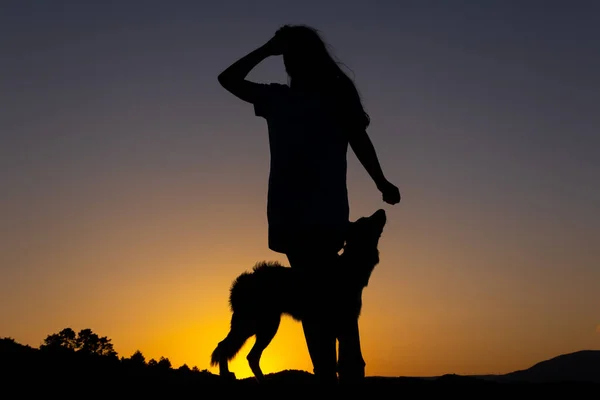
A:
[247,314,281,382]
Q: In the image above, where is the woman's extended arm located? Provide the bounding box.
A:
[349,130,401,205]
[218,37,282,103]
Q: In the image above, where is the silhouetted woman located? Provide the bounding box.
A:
[218,25,400,383]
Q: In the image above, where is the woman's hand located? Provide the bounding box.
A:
[378,180,401,205]
[262,34,284,56]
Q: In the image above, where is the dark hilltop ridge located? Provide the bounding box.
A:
[1,329,598,391]
[476,349,600,384]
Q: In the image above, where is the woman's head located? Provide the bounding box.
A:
[275,25,370,129]
[276,25,332,83]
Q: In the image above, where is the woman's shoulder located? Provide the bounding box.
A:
[259,82,291,101]
[254,83,290,118]
[263,82,290,92]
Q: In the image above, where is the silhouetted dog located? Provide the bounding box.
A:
[210,209,387,381]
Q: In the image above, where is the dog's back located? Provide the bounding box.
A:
[229,261,303,319]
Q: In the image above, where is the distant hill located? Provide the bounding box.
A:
[497,350,600,383]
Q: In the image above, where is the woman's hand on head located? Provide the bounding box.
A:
[263,33,284,56]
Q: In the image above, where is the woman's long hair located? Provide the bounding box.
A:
[276,25,370,130]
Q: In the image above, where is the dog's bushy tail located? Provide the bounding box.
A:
[210,344,224,367]
[210,337,246,367]
[210,313,250,367]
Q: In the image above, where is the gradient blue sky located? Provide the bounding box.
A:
[1,0,599,377]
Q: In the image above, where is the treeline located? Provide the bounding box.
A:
[0,328,321,388]
[0,328,227,390]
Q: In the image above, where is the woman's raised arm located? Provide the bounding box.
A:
[217,36,283,104]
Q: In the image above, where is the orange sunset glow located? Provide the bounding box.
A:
[1,1,599,380]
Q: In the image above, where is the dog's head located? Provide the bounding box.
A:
[344,208,387,253]
[340,209,387,286]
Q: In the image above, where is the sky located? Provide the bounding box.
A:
[1,0,599,378]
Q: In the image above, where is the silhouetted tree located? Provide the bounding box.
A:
[130,350,146,365]
[76,328,117,357]
[0,337,34,353]
[0,337,17,349]
[40,328,117,358]
[148,358,158,367]
[157,356,172,370]
[178,363,190,372]
[121,350,146,369]
[40,328,77,351]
